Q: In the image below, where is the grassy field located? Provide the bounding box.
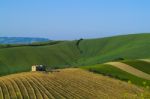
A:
[77,33,150,65]
[122,60,150,74]
[0,33,150,98]
[0,41,80,76]
[105,62,150,80]
[0,68,148,99]
[0,33,150,76]
[81,64,150,86]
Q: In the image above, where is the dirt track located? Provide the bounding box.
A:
[105,62,150,80]
[139,59,150,63]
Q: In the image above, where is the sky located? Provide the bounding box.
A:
[0,0,150,40]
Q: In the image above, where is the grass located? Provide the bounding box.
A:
[0,33,150,76]
[0,41,80,76]
[0,68,147,99]
[81,64,150,87]
[122,60,150,74]
[77,33,150,65]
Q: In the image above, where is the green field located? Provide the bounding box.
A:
[77,33,150,65]
[81,63,150,86]
[0,33,150,99]
[0,41,80,76]
[0,33,150,76]
[122,60,150,74]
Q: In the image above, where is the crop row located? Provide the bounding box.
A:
[0,69,144,99]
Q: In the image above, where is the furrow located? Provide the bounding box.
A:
[19,77,37,99]
[30,76,66,99]
[0,86,4,99]
[42,75,86,99]
[0,80,10,99]
[22,74,55,99]
[23,75,45,99]
[13,78,30,99]
[7,78,23,99]
[2,78,17,99]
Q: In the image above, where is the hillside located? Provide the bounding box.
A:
[77,33,150,65]
[81,60,150,86]
[0,41,80,76]
[122,59,150,74]
[0,33,150,76]
[0,68,147,99]
[0,37,49,44]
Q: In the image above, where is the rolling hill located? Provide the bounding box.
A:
[0,41,80,76]
[77,33,150,65]
[0,68,148,99]
[0,33,150,76]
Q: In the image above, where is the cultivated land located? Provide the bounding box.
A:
[105,62,150,80]
[0,33,150,76]
[0,33,150,98]
[81,61,150,86]
[0,69,147,99]
[122,59,150,74]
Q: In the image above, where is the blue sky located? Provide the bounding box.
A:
[0,0,150,40]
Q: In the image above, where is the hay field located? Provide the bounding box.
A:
[0,68,145,99]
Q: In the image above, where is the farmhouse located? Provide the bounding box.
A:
[31,65,46,71]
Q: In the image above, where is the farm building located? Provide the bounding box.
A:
[31,65,46,71]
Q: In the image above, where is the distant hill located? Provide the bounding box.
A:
[0,37,49,44]
[0,33,150,76]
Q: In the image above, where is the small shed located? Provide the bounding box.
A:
[32,65,37,71]
[31,65,46,71]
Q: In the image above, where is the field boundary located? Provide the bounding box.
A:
[105,62,150,80]
[139,59,150,63]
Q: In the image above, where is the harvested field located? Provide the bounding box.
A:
[0,68,146,99]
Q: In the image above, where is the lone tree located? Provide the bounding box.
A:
[76,38,83,53]
[76,38,83,47]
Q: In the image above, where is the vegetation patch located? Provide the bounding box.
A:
[122,60,150,74]
[0,33,150,76]
[81,64,150,86]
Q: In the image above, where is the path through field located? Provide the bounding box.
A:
[0,68,143,99]
[105,62,150,80]
[140,59,150,63]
